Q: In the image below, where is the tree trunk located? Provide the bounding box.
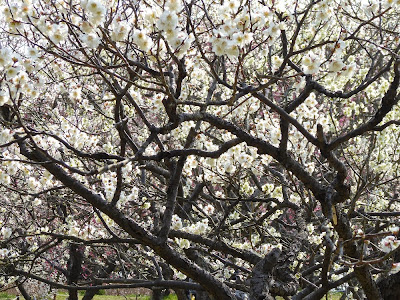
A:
[82,260,116,300]
[152,289,163,300]
[67,243,83,300]
[378,271,400,300]
[175,290,187,300]
[17,283,32,300]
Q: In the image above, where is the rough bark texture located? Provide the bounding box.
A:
[17,139,237,300]
[151,289,163,300]
[331,208,383,300]
[67,243,83,300]
[17,283,32,300]
[82,260,116,300]
[249,248,280,300]
[248,245,299,300]
[378,271,400,300]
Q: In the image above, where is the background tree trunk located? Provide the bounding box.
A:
[67,243,83,300]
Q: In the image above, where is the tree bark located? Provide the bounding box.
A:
[67,243,83,300]
[17,138,238,300]
[377,271,400,300]
[17,283,32,300]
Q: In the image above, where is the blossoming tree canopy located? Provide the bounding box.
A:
[1,0,400,299]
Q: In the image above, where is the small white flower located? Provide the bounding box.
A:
[302,52,321,75]
[110,21,130,42]
[165,0,182,12]
[355,229,364,237]
[1,227,12,239]
[33,198,42,206]
[340,63,356,78]
[0,248,9,258]
[157,10,178,31]
[225,0,239,12]
[171,215,183,230]
[80,21,93,34]
[204,204,215,215]
[25,47,40,59]
[381,236,400,253]
[132,30,153,52]
[390,226,400,235]
[0,91,9,106]
[5,66,21,78]
[0,49,12,67]
[390,262,400,274]
[328,59,345,72]
[175,238,190,249]
[0,129,11,144]
[80,32,101,49]
[71,87,82,102]
[84,0,106,15]
[225,40,239,57]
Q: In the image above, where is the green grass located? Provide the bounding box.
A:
[161,295,177,300]
[276,292,342,300]
[1,291,340,300]
[0,293,12,299]
[56,292,178,300]
[0,292,174,300]
[56,293,150,300]
[330,292,342,300]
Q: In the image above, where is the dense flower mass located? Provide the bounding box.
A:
[0,0,400,299]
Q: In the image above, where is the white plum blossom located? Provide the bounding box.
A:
[203,204,215,215]
[82,0,107,25]
[33,198,42,206]
[132,30,153,52]
[80,21,93,34]
[71,87,82,102]
[0,248,9,259]
[5,66,21,79]
[0,48,12,67]
[175,270,187,280]
[272,55,283,72]
[390,263,400,274]
[80,32,101,49]
[328,59,345,72]
[266,22,283,40]
[225,0,239,12]
[1,227,12,239]
[0,91,9,106]
[168,32,186,50]
[175,238,190,249]
[110,21,130,42]
[383,0,400,7]
[340,63,357,78]
[165,0,182,12]
[380,235,400,253]
[390,225,400,235]
[25,47,40,59]
[302,52,321,75]
[0,129,11,144]
[172,215,183,230]
[157,10,179,31]
[0,171,11,185]
[50,23,68,44]
[143,6,162,25]
[211,37,239,58]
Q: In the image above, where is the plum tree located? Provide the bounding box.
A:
[0,0,400,299]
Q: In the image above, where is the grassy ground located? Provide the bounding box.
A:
[0,291,342,299]
[276,293,342,300]
[56,294,151,300]
[55,293,178,300]
[0,292,154,300]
